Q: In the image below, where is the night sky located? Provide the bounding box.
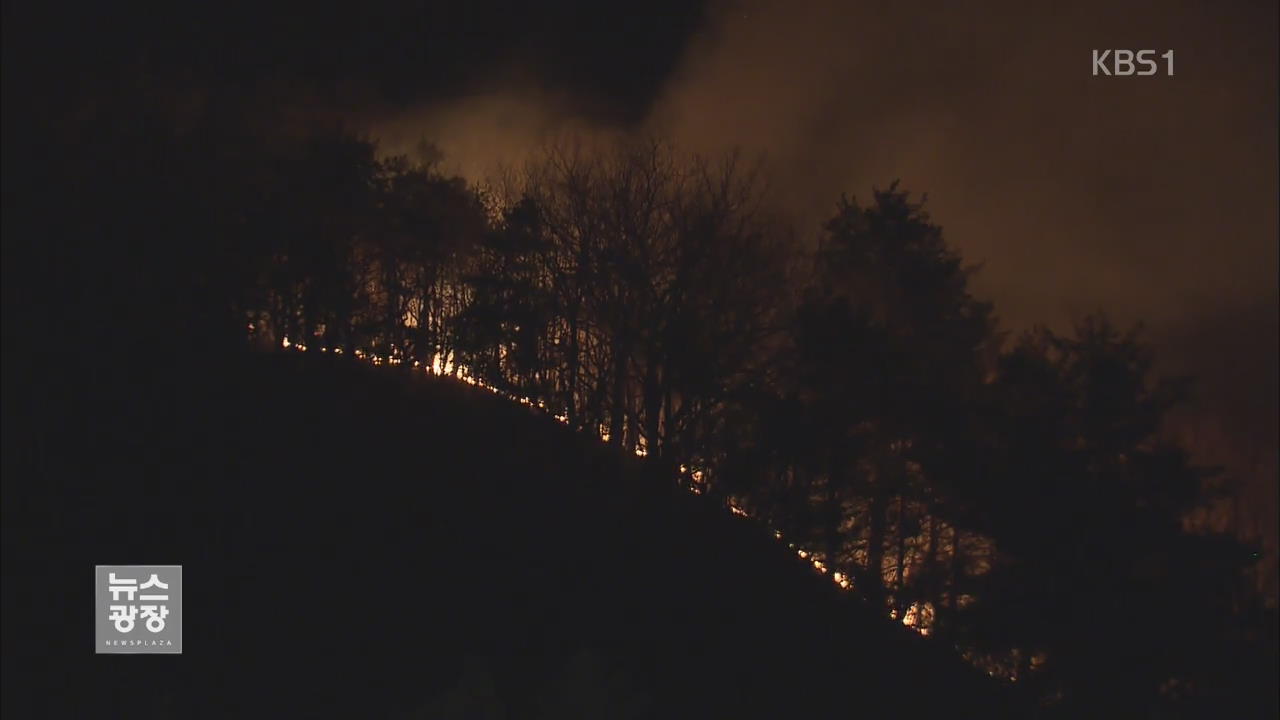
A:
[6,0,1277,558]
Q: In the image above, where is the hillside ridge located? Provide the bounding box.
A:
[2,350,1019,718]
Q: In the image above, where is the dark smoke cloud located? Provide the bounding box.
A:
[366,0,1277,570]
[650,0,1277,332]
[372,0,1276,334]
[368,85,604,181]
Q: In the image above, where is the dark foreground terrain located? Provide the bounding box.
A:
[2,350,1018,718]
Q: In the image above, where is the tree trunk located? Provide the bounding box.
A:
[642,358,662,458]
[566,310,580,428]
[924,513,941,605]
[946,525,964,637]
[893,495,908,615]
[608,341,627,448]
[866,491,890,611]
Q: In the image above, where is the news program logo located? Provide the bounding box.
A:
[95,565,182,654]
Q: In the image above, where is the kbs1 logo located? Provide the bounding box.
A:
[95,565,182,654]
[1092,49,1174,76]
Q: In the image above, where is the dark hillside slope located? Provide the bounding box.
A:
[2,351,1019,718]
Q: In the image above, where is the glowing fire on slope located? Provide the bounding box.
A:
[277,335,934,635]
